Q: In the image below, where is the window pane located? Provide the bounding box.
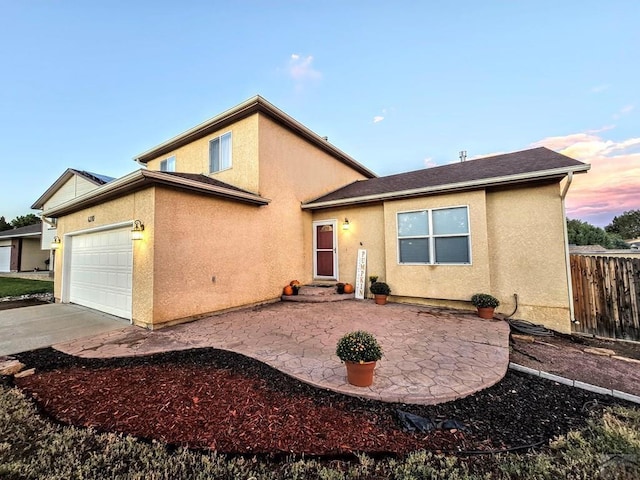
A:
[435,237,470,263]
[433,207,468,235]
[209,138,220,172]
[220,133,231,170]
[398,211,429,237]
[399,238,429,263]
[167,156,175,172]
[160,159,167,171]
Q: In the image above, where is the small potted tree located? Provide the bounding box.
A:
[370,281,391,305]
[336,330,383,387]
[471,293,500,319]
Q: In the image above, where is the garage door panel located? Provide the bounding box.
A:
[0,246,11,272]
[69,227,132,319]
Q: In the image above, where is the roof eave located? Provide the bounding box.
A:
[133,96,377,179]
[302,164,590,210]
[43,170,270,218]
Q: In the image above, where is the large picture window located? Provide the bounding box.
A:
[209,132,232,172]
[397,206,470,264]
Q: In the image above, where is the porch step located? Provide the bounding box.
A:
[281,285,355,303]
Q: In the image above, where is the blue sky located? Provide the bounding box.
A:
[1,1,638,227]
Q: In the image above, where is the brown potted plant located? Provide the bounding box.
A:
[471,293,500,319]
[370,281,391,305]
[336,330,383,387]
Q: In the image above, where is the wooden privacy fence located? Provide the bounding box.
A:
[570,255,640,341]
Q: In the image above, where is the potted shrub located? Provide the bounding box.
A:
[471,293,500,319]
[336,330,383,387]
[370,281,391,305]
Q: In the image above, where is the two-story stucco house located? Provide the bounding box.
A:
[38,96,589,333]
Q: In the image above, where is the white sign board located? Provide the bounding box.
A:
[355,249,367,299]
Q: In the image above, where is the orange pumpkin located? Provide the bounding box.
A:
[290,280,301,287]
[283,285,294,295]
[344,283,354,294]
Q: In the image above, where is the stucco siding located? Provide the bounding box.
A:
[152,187,293,325]
[486,183,571,332]
[145,116,260,194]
[19,238,48,271]
[53,190,155,327]
[383,190,491,301]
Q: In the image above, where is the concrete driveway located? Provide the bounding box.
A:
[0,304,129,356]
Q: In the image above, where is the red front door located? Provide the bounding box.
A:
[314,221,336,278]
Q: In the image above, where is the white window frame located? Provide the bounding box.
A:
[160,155,176,172]
[397,205,471,265]
[209,131,232,173]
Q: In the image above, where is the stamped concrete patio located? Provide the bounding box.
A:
[55,300,510,405]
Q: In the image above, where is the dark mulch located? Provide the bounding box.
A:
[0,298,49,310]
[10,347,633,458]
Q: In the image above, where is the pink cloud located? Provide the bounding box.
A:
[531,133,640,227]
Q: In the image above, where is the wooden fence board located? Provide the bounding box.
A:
[571,254,640,340]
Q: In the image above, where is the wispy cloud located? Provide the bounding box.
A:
[288,54,321,87]
[373,115,384,123]
[612,104,634,120]
[423,157,437,168]
[590,84,610,94]
[531,130,640,226]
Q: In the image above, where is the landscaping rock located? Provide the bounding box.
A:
[14,368,35,378]
[584,347,616,357]
[0,359,25,376]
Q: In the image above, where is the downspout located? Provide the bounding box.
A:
[560,172,575,324]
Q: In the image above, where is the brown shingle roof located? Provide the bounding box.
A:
[304,147,588,207]
[0,223,42,238]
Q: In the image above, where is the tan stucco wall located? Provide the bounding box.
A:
[257,114,370,284]
[53,189,155,326]
[486,183,571,332]
[311,204,386,285]
[383,190,491,301]
[145,116,260,194]
[19,238,48,271]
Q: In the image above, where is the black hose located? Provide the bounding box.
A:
[508,319,554,336]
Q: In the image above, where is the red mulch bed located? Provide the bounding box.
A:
[11,347,633,458]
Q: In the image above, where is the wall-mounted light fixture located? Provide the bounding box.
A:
[342,218,350,230]
[131,220,145,240]
[50,236,61,250]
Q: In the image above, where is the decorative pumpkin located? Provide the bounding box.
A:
[283,285,294,296]
[290,280,301,287]
[344,283,354,294]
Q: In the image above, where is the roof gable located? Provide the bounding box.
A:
[32,168,114,210]
[303,147,590,208]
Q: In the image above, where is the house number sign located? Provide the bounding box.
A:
[355,249,367,299]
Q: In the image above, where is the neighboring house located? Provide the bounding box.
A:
[31,168,115,253]
[0,224,46,272]
[36,96,590,333]
[627,238,640,250]
[570,244,640,258]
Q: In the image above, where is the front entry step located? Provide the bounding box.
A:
[281,285,355,303]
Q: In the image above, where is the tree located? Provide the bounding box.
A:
[567,218,629,249]
[10,214,40,228]
[605,210,640,239]
[0,216,10,231]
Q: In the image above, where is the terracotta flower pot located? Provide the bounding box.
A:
[345,361,376,387]
[477,307,495,319]
[374,294,387,305]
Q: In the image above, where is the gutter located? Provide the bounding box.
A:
[43,170,270,218]
[302,164,591,210]
[560,172,576,324]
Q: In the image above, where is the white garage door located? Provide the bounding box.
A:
[0,246,11,272]
[69,227,133,319]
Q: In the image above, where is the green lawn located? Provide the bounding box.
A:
[0,382,638,479]
[0,277,54,297]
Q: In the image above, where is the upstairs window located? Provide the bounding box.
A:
[209,132,232,173]
[160,156,176,172]
[397,206,470,264]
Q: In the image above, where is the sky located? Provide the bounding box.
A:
[1,1,638,227]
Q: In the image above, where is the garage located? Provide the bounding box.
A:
[0,245,11,272]
[68,227,133,319]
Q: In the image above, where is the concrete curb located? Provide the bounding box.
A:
[509,362,640,405]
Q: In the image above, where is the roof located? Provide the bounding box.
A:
[133,95,377,179]
[31,168,114,209]
[303,147,590,209]
[42,170,270,218]
[0,223,42,239]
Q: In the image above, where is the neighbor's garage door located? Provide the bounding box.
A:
[0,246,11,272]
[69,227,133,319]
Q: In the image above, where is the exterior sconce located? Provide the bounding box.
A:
[50,236,61,250]
[342,218,350,230]
[131,220,145,240]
